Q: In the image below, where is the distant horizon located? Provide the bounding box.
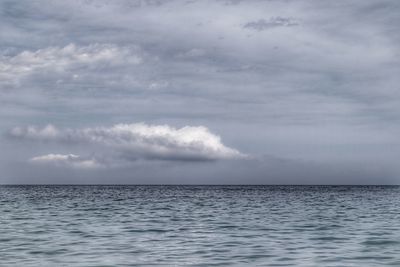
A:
[1,183,399,186]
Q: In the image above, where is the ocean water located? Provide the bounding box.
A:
[1,186,400,266]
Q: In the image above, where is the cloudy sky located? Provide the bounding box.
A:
[1,0,399,184]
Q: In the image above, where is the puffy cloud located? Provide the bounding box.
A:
[11,123,244,166]
[30,154,101,169]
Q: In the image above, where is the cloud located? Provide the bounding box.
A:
[10,124,59,140]
[244,17,299,31]
[0,43,142,85]
[1,0,400,183]
[30,154,101,169]
[11,123,244,166]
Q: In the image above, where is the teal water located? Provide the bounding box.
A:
[1,185,400,266]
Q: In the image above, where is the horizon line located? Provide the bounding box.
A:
[1,184,399,186]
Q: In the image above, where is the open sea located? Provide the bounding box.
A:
[1,185,400,266]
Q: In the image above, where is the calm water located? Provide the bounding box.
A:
[1,185,400,266]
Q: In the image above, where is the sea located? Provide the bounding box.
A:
[1,185,400,266]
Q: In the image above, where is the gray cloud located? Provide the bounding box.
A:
[0,43,141,79]
[244,17,299,31]
[1,0,400,183]
[10,123,244,166]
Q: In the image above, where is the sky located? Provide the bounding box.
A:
[1,0,399,184]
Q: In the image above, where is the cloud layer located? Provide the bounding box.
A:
[11,123,243,167]
[30,154,100,169]
[0,43,142,90]
[1,43,140,74]
[1,0,400,183]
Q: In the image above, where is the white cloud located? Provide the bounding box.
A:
[30,154,101,169]
[12,123,245,166]
[0,43,142,83]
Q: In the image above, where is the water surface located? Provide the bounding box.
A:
[1,185,400,266]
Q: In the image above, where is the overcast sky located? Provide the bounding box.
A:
[1,0,399,184]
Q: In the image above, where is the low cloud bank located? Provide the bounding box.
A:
[30,154,100,169]
[11,123,244,168]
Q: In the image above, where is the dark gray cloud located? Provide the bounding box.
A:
[1,0,399,184]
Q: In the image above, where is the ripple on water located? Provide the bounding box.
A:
[1,185,400,266]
